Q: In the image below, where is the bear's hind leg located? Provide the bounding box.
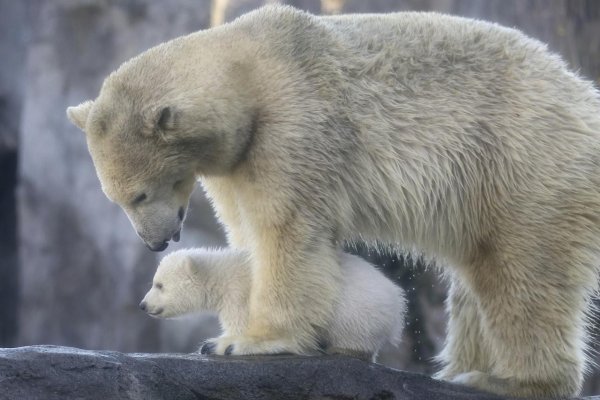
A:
[458,250,588,398]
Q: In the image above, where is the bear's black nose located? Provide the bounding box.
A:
[147,241,169,252]
[139,301,147,311]
[178,207,185,221]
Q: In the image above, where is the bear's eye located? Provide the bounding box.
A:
[132,193,147,205]
[173,180,183,190]
[155,282,163,290]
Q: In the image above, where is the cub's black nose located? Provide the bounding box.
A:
[139,301,147,311]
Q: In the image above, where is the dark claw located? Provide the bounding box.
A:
[200,342,216,355]
[224,345,234,355]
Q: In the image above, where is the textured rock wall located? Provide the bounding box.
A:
[17,0,223,353]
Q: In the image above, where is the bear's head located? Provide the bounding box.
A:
[66,50,257,251]
[67,94,195,250]
[139,250,205,318]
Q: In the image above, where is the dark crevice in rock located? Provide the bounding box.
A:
[0,149,17,347]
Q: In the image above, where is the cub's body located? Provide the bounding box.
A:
[141,249,405,361]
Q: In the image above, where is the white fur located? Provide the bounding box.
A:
[141,248,405,361]
[68,5,600,397]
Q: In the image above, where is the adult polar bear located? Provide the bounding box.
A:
[67,5,600,397]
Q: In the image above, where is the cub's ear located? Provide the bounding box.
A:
[66,100,94,131]
[182,257,201,282]
[143,106,178,138]
[184,257,197,276]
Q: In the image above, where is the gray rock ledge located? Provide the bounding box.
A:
[0,345,595,400]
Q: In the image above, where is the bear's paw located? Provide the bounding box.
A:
[199,335,308,356]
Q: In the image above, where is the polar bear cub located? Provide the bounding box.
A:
[141,248,405,361]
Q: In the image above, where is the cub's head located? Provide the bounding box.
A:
[66,55,257,251]
[139,251,199,318]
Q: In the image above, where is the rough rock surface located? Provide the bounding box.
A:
[0,345,521,400]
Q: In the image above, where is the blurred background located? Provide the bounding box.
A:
[1,0,599,395]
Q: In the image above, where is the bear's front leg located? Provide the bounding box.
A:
[204,219,343,356]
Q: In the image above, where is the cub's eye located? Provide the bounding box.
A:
[132,193,147,205]
[173,180,183,190]
[155,282,163,290]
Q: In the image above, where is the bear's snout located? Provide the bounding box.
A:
[139,301,147,311]
[143,228,181,251]
[146,241,169,252]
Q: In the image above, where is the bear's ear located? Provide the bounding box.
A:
[143,106,178,139]
[66,100,94,131]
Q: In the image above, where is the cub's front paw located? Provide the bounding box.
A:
[199,335,307,356]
